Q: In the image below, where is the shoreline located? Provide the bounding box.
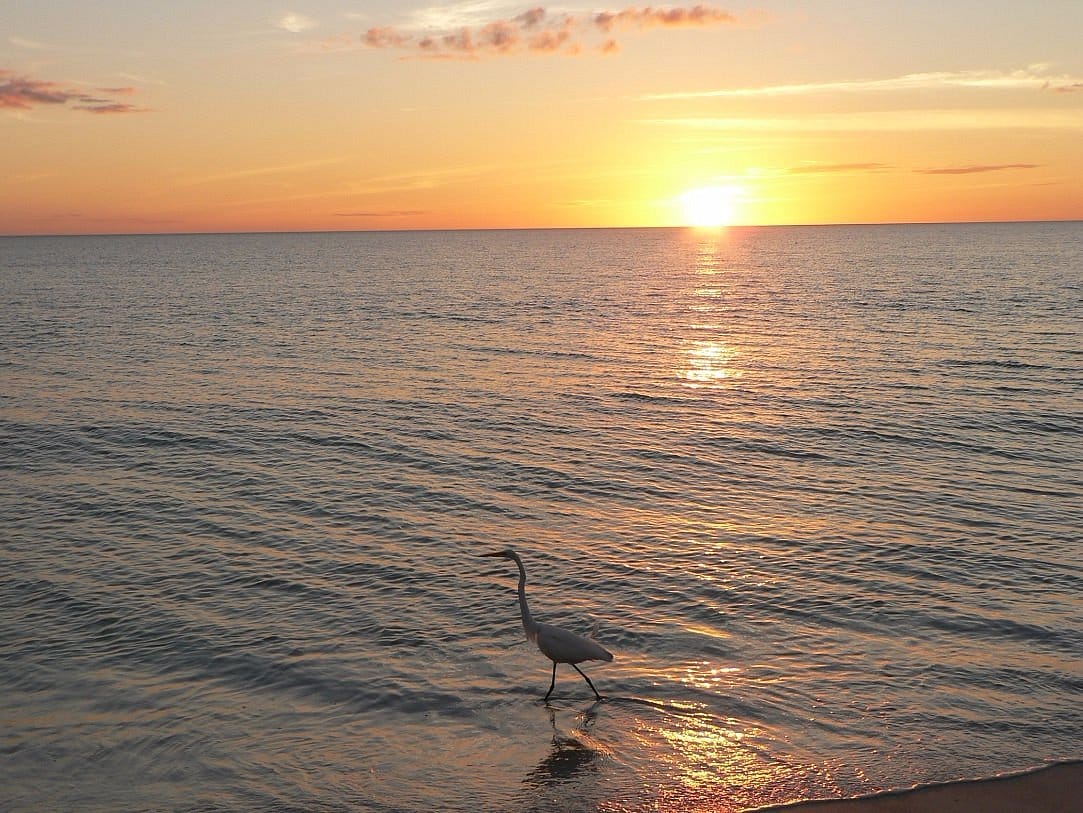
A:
[749,761,1083,812]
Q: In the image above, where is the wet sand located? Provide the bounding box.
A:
[750,761,1083,813]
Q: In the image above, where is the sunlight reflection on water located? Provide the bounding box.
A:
[681,340,741,385]
[1,225,1080,812]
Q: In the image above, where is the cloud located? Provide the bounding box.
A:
[408,1,515,30]
[361,4,738,59]
[363,26,412,48]
[592,5,736,31]
[335,210,428,218]
[517,7,547,28]
[178,156,347,186]
[349,163,500,195]
[0,72,70,108]
[1,70,149,113]
[642,64,1083,100]
[915,164,1039,176]
[788,162,889,174]
[780,162,1042,178]
[75,102,147,114]
[8,36,45,49]
[645,108,1083,132]
[276,12,316,33]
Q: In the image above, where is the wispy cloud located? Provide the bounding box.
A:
[347,163,502,195]
[75,102,146,114]
[642,64,1083,100]
[178,156,347,186]
[6,171,57,184]
[360,4,739,59]
[645,108,1083,132]
[275,12,317,33]
[8,35,45,49]
[915,163,1039,175]
[334,210,428,218]
[778,162,1044,179]
[408,1,515,31]
[0,69,150,114]
[555,197,621,208]
[787,162,889,174]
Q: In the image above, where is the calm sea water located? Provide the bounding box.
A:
[1,223,1081,812]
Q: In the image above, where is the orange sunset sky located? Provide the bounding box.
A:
[3,1,1082,235]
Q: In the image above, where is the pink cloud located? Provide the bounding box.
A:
[364,26,410,48]
[529,26,572,53]
[76,102,148,114]
[593,5,737,31]
[360,4,737,60]
[516,7,547,28]
[479,20,520,52]
[0,74,72,108]
[1,70,149,113]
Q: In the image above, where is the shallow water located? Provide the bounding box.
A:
[1,223,1081,812]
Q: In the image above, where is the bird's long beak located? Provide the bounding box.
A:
[479,551,505,558]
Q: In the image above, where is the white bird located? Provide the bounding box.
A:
[481,548,613,701]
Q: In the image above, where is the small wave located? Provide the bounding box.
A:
[938,357,1050,371]
[609,390,689,404]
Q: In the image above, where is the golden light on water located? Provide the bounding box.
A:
[681,341,740,385]
[675,229,743,386]
[629,699,790,812]
[679,661,743,692]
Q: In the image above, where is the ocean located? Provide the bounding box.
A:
[1,223,1080,812]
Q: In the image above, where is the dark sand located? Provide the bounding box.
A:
[750,761,1083,812]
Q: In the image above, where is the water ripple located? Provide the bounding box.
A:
[1,224,1081,812]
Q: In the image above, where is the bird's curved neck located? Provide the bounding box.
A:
[511,555,537,639]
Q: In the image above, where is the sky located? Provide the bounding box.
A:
[3,1,1082,234]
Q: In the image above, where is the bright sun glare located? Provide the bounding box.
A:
[678,185,741,228]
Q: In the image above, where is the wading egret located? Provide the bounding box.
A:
[481,549,613,701]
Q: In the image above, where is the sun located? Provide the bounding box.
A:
[678,185,742,228]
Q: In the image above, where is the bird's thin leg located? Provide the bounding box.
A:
[544,661,557,701]
[572,664,603,701]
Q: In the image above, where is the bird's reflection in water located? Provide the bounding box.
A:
[522,703,604,788]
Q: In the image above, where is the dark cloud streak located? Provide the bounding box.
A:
[915,163,1039,175]
[1,69,149,113]
[76,102,148,114]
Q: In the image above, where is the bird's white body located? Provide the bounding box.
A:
[483,548,613,700]
[533,621,613,665]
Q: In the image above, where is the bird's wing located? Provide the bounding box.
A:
[535,623,613,664]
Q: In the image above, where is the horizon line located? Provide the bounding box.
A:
[2,217,1080,239]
